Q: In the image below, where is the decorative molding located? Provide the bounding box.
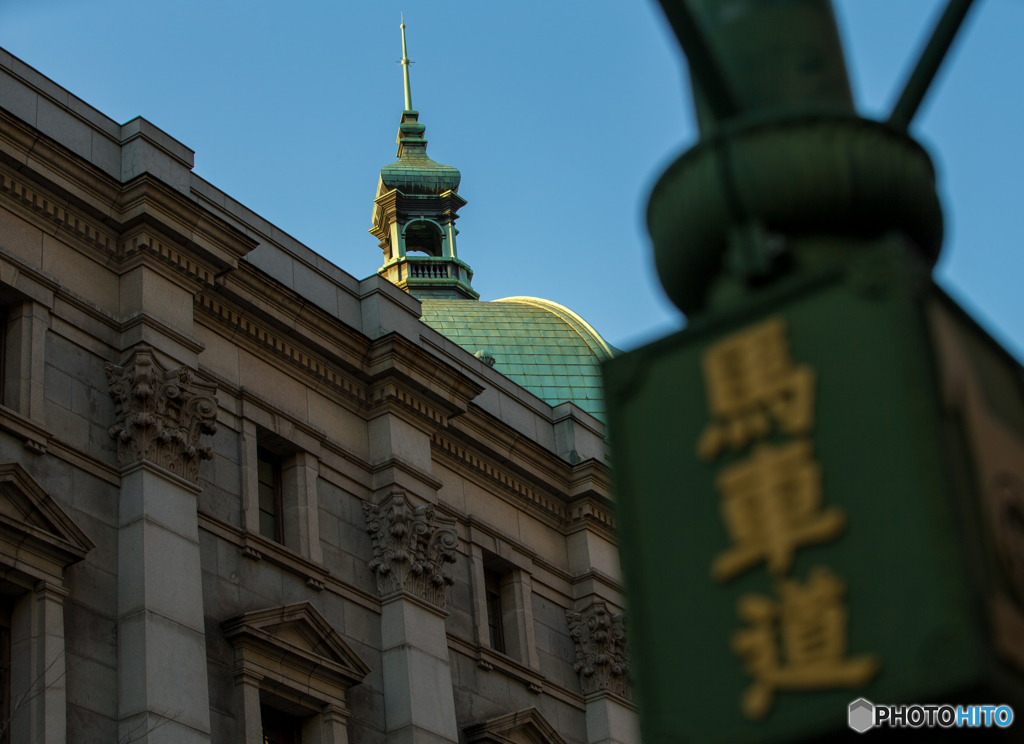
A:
[197,511,379,614]
[566,499,617,536]
[366,334,483,414]
[222,601,371,697]
[117,228,218,287]
[566,602,632,700]
[0,462,95,584]
[0,171,115,254]
[369,381,449,429]
[447,634,581,709]
[0,173,236,292]
[464,708,566,744]
[0,404,50,456]
[196,294,367,406]
[432,433,567,521]
[363,488,458,609]
[105,345,218,483]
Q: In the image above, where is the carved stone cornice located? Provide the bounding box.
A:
[566,602,632,700]
[106,345,218,483]
[0,108,123,217]
[195,293,367,409]
[116,226,220,290]
[367,333,484,417]
[0,170,116,255]
[369,381,450,431]
[362,488,458,609]
[565,497,618,542]
[432,432,567,524]
[113,174,257,268]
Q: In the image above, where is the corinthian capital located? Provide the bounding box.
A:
[363,489,458,609]
[106,346,218,483]
[566,602,632,699]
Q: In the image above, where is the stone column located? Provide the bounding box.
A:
[4,300,48,424]
[233,669,264,744]
[9,581,68,744]
[364,489,460,744]
[566,602,641,744]
[282,450,323,563]
[500,569,540,671]
[301,704,350,744]
[107,346,218,743]
[239,418,261,536]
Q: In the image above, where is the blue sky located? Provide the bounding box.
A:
[1,1,1021,359]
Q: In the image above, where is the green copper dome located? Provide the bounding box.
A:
[420,297,617,420]
[380,111,461,196]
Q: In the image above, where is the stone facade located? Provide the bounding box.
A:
[0,47,639,744]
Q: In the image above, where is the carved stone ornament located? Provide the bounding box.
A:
[106,345,218,483]
[363,489,458,609]
[566,602,631,700]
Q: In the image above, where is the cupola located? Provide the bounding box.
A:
[370,20,477,300]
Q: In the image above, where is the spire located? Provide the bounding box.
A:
[370,21,477,301]
[400,16,413,112]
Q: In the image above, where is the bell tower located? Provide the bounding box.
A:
[370,20,478,300]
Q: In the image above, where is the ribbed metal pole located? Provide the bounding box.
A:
[655,0,740,121]
[889,0,978,130]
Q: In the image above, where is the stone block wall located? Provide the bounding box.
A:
[533,594,584,695]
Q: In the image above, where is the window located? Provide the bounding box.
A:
[404,220,443,256]
[223,603,369,744]
[243,424,324,564]
[261,704,302,744]
[485,568,505,654]
[473,548,542,672]
[257,448,283,543]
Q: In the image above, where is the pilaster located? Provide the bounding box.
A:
[4,300,49,424]
[365,488,460,744]
[566,602,640,744]
[584,693,641,744]
[282,450,323,564]
[233,669,264,744]
[239,418,261,535]
[10,582,68,744]
[501,569,541,671]
[108,346,218,743]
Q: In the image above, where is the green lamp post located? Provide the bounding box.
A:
[604,1,1024,740]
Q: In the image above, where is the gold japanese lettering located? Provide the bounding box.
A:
[698,317,815,461]
[712,440,845,582]
[732,568,880,719]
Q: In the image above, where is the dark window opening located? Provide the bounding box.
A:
[257,448,283,543]
[404,221,443,257]
[485,568,505,654]
[261,704,302,744]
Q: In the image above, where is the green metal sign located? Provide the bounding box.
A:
[604,244,980,742]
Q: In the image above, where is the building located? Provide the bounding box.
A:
[0,29,637,744]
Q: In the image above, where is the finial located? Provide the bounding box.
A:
[400,15,413,112]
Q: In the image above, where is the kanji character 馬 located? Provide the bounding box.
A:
[698,317,816,461]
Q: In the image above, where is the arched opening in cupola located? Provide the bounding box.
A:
[404,220,444,257]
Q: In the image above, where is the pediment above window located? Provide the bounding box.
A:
[464,707,567,744]
[0,462,94,583]
[222,601,371,692]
